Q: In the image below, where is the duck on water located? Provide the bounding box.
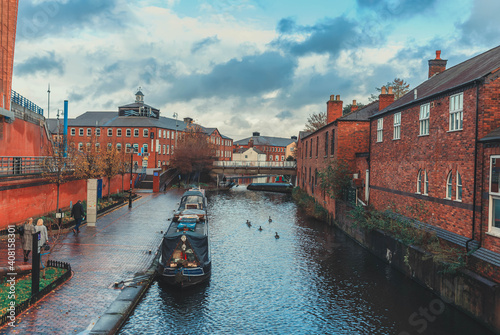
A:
[157,188,211,288]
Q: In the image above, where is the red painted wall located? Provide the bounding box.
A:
[0,173,135,230]
[0,117,50,156]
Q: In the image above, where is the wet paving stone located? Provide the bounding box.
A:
[0,190,183,335]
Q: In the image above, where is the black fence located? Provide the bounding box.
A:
[0,261,71,328]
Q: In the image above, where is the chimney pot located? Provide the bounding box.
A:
[381,86,387,95]
[353,100,357,106]
[428,50,447,78]
[388,87,393,95]
[414,89,418,100]
[326,95,343,123]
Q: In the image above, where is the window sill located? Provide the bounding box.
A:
[486,231,500,238]
[392,138,400,141]
[418,134,429,137]
[447,129,463,133]
[454,199,463,203]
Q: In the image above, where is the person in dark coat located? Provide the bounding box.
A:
[71,200,85,234]
[21,217,36,262]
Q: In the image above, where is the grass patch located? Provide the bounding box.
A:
[0,267,67,315]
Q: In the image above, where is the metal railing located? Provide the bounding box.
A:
[213,161,297,168]
[11,90,44,116]
[0,156,48,177]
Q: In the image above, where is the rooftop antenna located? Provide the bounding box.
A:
[47,83,51,119]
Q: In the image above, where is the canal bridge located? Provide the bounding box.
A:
[211,161,296,176]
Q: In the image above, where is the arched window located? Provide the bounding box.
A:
[446,171,452,199]
[457,172,463,201]
[424,170,429,195]
[417,170,422,194]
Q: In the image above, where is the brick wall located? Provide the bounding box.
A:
[370,86,480,238]
[0,0,18,110]
[297,117,370,217]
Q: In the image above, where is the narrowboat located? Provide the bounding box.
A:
[157,188,211,287]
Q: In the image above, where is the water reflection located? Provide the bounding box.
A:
[119,187,495,335]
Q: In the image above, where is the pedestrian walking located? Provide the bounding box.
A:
[21,217,36,262]
[71,200,85,234]
[35,219,50,278]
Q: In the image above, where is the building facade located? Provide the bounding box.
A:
[233,132,296,162]
[48,91,233,171]
[369,48,500,258]
[0,0,18,115]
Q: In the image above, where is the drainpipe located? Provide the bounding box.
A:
[466,82,480,252]
[63,100,68,158]
[367,119,372,204]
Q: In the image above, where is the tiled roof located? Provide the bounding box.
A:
[480,127,500,142]
[234,135,296,147]
[372,45,500,118]
[338,101,379,121]
[301,101,378,140]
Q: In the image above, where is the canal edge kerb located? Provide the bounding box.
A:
[88,252,160,335]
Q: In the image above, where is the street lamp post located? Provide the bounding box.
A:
[129,148,135,208]
[173,112,178,149]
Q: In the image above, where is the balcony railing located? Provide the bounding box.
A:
[0,156,48,177]
[11,90,44,116]
[213,161,297,168]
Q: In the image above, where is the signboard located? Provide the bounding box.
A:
[142,160,148,167]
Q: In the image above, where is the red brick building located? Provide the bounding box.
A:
[48,91,233,170]
[296,95,383,214]
[233,132,296,162]
[369,47,500,259]
[0,0,18,114]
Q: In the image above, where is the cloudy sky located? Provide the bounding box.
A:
[12,0,500,140]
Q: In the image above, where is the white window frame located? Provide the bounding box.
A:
[417,170,422,194]
[71,128,76,136]
[163,130,166,138]
[126,129,131,137]
[423,170,429,195]
[488,156,500,237]
[117,129,122,137]
[377,118,383,142]
[116,143,122,152]
[167,145,170,154]
[446,171,452,200]
[167,131,170,139]
[163,144,166,154]
[456,172,462,202]
[134,129,139,137]
[87,128,92,136]
[143,143,148,153]
[79,128,84,136]
[393,112,401,140]
[96,128,101,136]
[449,93,463,131]
[419,103,430,136]
[143,129,149,137]
[78,143,83,151]
[107,128,113,137]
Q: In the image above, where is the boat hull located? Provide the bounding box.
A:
[157,263,211,288]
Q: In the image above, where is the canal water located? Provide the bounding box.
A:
[119,187,496,335]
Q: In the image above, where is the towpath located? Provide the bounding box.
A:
[0,190,182,334]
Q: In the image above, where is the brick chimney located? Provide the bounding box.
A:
[326,95,343,123]
[428,50,447,78]
[378,86,395,111]
[350,100,358,113]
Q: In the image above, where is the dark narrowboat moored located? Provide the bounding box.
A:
[157,188,211,287]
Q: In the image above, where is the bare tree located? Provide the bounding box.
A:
[102,142,122,198]
[304,112,327,132]
[369,77,411,102]
[170,125,216,184]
